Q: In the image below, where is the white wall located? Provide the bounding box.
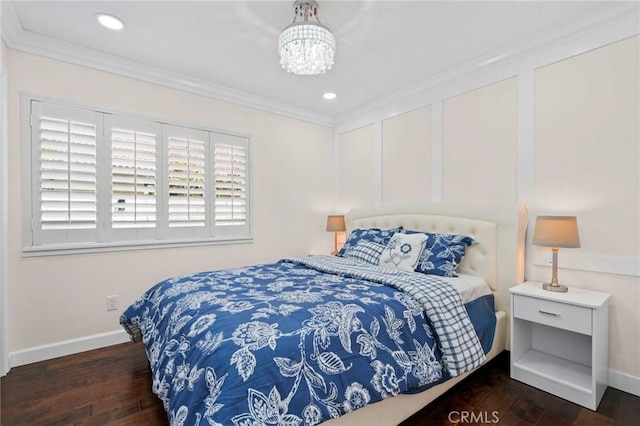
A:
[442,77,518,203]
[336,35,639,393]
[531,36,639,381]
[381,106,431,205]
[338,124,376,211]
[5,49,333,361]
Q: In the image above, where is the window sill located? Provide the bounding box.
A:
[22,236,254,257]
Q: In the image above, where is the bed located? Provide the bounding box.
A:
[120,203,528,426]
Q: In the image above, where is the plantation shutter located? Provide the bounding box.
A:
[212,133,250,236]
[26,98,252,251]
[165,125,208,238]
[31,101,100,245]
[105,115,161,241]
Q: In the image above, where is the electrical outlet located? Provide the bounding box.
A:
[106,295,118,311]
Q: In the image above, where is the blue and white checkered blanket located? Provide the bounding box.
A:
[281,256,486,376]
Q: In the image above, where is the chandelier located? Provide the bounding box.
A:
[278,1,335,75]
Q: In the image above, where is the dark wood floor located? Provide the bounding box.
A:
[1,342,167,426]
[1,343,638,425]
[400,352,639,426]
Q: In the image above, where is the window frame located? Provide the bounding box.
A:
[21,94,253,256]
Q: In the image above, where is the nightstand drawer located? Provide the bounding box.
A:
[513,295,592,335]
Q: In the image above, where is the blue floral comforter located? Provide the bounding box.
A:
[120,256,492,426]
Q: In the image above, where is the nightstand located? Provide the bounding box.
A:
[510,281,610,410]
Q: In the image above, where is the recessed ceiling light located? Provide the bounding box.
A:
[96,13,125,31]
[323,92,337,100]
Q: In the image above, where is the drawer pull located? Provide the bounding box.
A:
[538,310,560,317]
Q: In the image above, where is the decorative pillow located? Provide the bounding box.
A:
[338,227,403,257]
[343,241,386,265]
[378,233,427,272]
[407,231,475,277]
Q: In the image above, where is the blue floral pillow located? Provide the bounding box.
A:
[405,230,475,277]
[337,227,403,257]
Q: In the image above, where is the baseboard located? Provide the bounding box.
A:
[609,369,640,397]
[9,329,130,368]
[7,332,639,400]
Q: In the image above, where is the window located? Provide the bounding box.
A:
[167,132,206,228]
[212,133,249,236]
[165,124,208,238]
[110,127,158,229]
[105,115,162,242]
[25,98,251,253]
[40,116,97,229]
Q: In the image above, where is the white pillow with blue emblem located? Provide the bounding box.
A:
[378,232,427,272]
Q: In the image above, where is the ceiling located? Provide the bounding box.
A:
[2,1,636,121]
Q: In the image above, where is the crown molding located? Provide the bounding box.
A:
[2,1,638,131]
[334,1,640,129]
[0,2,334,128]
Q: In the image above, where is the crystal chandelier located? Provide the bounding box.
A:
[278,1,335,75]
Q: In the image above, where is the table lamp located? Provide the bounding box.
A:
[326,215,345,255]
[532,215,581,292]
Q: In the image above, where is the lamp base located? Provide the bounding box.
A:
[542,282,568,292]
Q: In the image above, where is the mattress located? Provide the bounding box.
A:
[439,270,492,304]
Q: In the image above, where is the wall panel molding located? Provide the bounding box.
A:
[533,252,640,278]
[331,129,340,212]
[430,101,443,203]
[374,120,383,206]
[516,70,535,206]
[335,13,638,132]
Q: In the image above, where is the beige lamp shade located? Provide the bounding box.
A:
[326,215,346,232]
[533,216,581,248]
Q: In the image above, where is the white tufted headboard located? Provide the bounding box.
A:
[345,203,528,315]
